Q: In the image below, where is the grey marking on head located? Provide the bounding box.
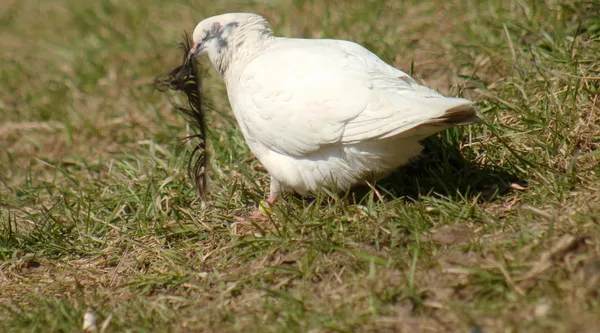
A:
[204,22,239,54]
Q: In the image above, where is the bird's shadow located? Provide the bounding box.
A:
[349,132,524,204]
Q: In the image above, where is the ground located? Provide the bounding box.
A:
[1,0,599,332]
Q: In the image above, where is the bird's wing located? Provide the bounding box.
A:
[233,39,472,157]
[339,71,475,143]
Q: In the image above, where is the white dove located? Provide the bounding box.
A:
[188,13,479,206]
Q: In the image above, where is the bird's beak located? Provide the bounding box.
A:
[188,43,203,61]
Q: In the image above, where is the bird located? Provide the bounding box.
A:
[187,13,479,207]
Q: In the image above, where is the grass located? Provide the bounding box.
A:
[1,0,599,331]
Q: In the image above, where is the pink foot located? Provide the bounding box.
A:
[232,194,279,235]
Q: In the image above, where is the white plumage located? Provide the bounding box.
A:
[188,13,478,203]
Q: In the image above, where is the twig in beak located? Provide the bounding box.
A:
[188,43,200,62]
[155,32,208,198]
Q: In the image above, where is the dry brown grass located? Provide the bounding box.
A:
[1,0,599,332]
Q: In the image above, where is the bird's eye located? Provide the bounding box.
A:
[210,22,221,35]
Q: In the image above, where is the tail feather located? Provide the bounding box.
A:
[433,103,480,126]
[392,101,480,141]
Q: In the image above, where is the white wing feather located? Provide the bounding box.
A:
[233,39,471,157]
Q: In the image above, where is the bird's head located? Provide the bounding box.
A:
[188,13,273,75]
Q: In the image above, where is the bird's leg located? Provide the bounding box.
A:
[233,177,281,234]
[249,176,280,218]
[266,176,281,205]
[266,194,278,205]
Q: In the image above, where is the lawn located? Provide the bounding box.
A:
[1,0,599,332]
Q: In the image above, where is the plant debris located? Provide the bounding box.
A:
[155,32,208,197]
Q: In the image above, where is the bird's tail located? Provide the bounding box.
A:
[432,102,480,126]
[391,98,479,141]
